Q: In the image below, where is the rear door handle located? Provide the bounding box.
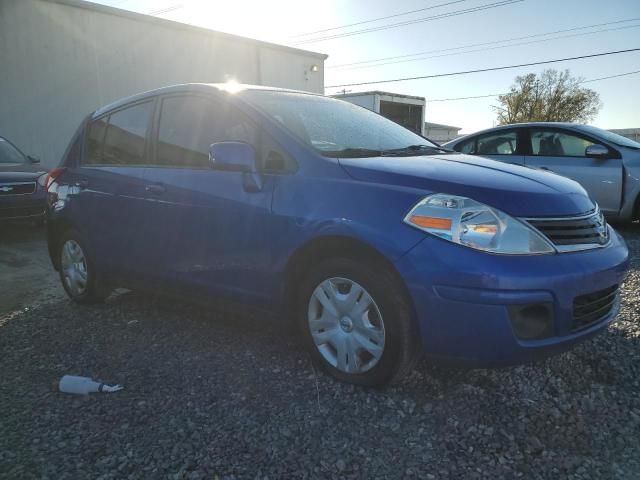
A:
[145,183,166,195]
[75,178,89,188]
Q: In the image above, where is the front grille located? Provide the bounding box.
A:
[572,285,618,331]
[527,209,608,251]
[0,182,36,196]
[0,204,45,219]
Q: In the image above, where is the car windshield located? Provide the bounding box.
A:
[241,90,442,158]
[574,125,640,149]
[0,137,27,164]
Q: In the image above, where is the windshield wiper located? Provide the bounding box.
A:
[381,144,454,156]
[323,144,454,158]
[322,147,382,158]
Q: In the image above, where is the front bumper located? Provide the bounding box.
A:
[394,226,630,366]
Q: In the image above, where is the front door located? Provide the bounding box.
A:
[143,94,278,302]
[524,128,623,215]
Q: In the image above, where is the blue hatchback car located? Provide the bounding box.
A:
[47,84,630,386]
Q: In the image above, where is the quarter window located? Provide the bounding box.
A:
[476,131,517,155]
[531,129,597,157]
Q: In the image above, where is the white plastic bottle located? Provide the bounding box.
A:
[59,375,123,394]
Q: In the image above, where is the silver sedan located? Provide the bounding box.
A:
[444,123,640,223]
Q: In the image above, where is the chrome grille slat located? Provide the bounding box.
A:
[526,208,609,251]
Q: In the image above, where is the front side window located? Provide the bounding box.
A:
[0,137,27,164]
[574,124,640,149]
[476,131,517,155]
[531,129,597,157]
[241,91,438,158]
[155,96,258,168]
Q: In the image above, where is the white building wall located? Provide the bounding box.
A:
[0,0,326,167]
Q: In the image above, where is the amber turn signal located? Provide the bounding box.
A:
[408,215,452,230]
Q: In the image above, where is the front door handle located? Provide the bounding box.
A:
[145,183,166,195]
[75,178,89,188]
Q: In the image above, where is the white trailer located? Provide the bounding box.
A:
[331,91,426,136]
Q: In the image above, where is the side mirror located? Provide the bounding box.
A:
[585,144,609,159]
[209,142,257,172]
[28,155,41,164]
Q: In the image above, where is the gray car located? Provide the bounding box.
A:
[444,123,640,223]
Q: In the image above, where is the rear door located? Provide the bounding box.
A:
[454,128,525,165]
[75,100,156,277]
[142,94,279,302]
[523,127,623,215]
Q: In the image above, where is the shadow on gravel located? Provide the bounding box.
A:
[0,223,62,315]
[1,224,639,479]
[0,222,45,244]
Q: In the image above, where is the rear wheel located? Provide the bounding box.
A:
[58,231,108,304]
[298,257,420,386]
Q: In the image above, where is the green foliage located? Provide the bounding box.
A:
[493,69,601,124]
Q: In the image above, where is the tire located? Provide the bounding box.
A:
[297,257,420,386]
[58,230,109,304]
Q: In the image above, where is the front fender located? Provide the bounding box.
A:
[619,163,640,221]
[271,174,429,275]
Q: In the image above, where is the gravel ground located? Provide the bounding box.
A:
[0,225,639,479]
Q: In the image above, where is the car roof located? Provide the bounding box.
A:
[92,83,321,119]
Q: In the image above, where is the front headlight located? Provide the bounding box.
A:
[403,194,555,255]
[37,173,47,188]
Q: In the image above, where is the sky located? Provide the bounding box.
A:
[97,0,639,134]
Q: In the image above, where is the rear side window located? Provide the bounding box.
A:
[103,102,152,165]
[85,118,107,164]
[155,95,258,169]
[84,101,152,166]
[476,130,517,155]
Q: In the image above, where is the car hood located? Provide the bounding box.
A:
[0,163,46,182]
[338,153,594,217]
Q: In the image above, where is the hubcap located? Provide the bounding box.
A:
[339,316,353,332]
[60,239,88,296]
[307,277,385,374]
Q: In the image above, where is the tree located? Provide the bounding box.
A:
[493,69,601,124]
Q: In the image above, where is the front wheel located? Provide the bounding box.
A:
[298,257,420,386]
[58,231,108,304]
